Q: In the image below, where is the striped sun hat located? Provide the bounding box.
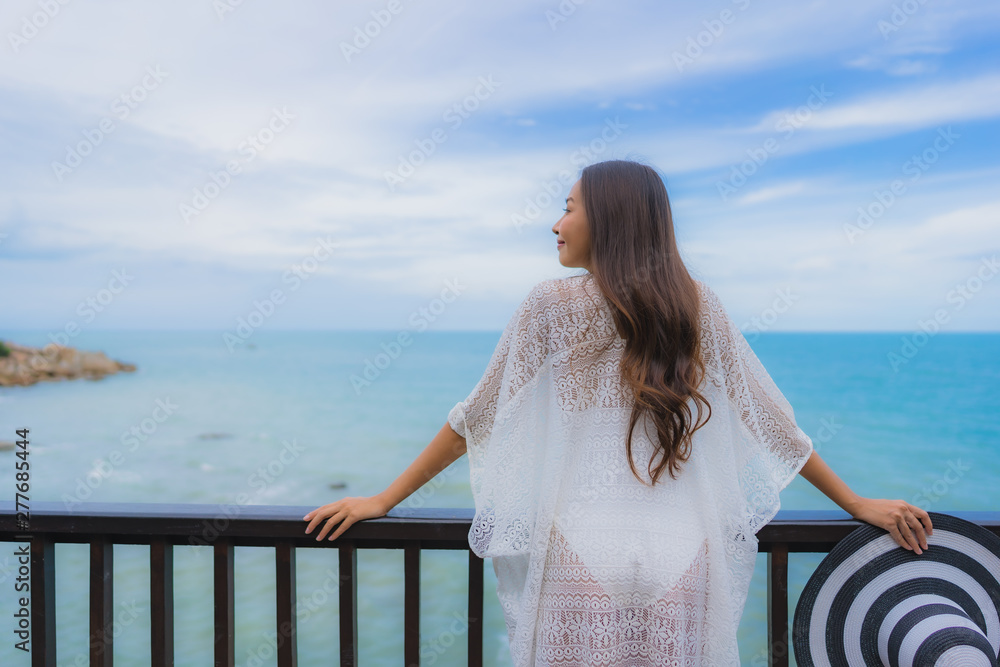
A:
[793,511,1000,667]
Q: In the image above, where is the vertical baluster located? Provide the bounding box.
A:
[150,540,174,667]
[90,538,114,666]
[767,543,789,667]
[275,542,297,666]
[467,550,484,667]
[214,539,235,667]
[338,542,358,667]
[30,537,56,667]
[404,544,420,666]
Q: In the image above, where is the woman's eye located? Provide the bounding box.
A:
[562,208,569,213]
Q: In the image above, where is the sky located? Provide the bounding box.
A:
[1,0,999,335]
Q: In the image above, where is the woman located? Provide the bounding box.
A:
[303,159,933,665]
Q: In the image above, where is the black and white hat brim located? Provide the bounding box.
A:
[793,511,1000,667]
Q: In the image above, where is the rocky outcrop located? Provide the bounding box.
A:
[0,341,136,387]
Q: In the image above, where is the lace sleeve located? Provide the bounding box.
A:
[447,281,551,450]
[697,281,814,533]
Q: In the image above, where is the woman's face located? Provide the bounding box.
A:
[552,179,592,271]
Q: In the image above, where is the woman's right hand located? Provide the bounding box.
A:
[303,495,389,541]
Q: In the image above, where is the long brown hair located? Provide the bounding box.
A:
[580,159,712,485]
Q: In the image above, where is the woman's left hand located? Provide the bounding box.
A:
[847,497,933,554]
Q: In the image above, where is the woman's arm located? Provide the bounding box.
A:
[374,421,467,512]
[798,449,933,554]
[798,449,862,513]
[303,421,467,541]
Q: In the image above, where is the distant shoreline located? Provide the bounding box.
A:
[0,340,136,387]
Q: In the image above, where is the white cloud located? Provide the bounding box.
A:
[845,54,939,76]
[801,74,1000,131]
[884,59,938,76]
[745,73,1000,135]
[2,0,999,330]
[736,182,807,205]
[886,199,1000,260]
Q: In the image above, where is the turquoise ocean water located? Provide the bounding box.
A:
[1,330,998,666]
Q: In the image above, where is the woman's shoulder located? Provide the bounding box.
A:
[690,276,712,297]
[529,272,591,294]
[527,274,722,321]
[518,274,617,351]
[691,277,726,315]
[524,273,603,314]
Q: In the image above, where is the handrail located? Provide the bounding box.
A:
[3,502,998,667]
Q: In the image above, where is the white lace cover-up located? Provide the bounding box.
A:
[447,273,814,666]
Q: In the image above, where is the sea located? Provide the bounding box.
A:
[0,330,997,666]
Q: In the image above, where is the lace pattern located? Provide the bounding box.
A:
[447,273,814,666]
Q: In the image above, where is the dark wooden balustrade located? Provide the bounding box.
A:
[2,502,998,667]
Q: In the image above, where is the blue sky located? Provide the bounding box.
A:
[1,0,998,334]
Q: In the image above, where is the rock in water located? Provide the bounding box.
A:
[0,341,137,387]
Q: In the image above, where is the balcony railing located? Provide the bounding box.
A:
[2,502,998,667]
